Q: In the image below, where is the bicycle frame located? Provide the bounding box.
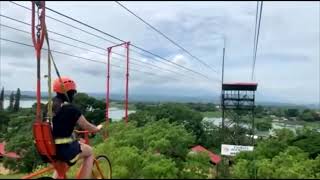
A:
[21,130,104,179]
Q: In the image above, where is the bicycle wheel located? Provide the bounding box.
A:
[92,155,112,179]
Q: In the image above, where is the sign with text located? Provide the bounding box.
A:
[221,144,254,156]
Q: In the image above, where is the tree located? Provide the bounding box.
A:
[0,87,4,111]
[255,105,265,118]
[290,129,320,158]
[91,120,196,179]
[133,103,205,144]
[298,109,319,122]
[73,92,97,113]
[231,127,320,179]
[141,152,179,179]
[181,152,213,179]
[13,88,21,112]
[0,111,10,139]
[8,91,14,111]
[285,108,299,118]
[128,111,155,127]
[200,121,222,152]
[256,120,272,131]
[3,115,43,173]
[232,146,319,179]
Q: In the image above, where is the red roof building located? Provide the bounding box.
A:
[0,142,20,159]
[191,145,221,165]
[0,143,5,155]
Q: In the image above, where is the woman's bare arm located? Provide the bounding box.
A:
[77,115,100,132]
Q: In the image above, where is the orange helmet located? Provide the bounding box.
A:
[53,76,77,93]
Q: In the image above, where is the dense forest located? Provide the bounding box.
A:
[0,91,320,178]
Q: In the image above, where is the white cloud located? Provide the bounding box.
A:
[0,1,319,104]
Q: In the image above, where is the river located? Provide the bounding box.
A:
[3,99,135,120]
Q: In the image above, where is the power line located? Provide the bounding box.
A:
[115,1,219,74]
[42,5,213,81]
[251,1,263,81]
[251,1,259,79]
[0,21,194,80]
[7,1,215,82]
[0,37,180,81]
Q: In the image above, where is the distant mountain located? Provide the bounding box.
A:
[88,92,219,103]
[3,90,318,109]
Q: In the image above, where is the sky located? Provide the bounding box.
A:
[0,1,319,105]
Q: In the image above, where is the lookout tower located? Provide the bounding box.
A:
[221,82,258,145]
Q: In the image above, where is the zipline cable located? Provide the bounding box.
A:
[251,1,263,81]
[8,1,215,82]
[115,1,220,74]
[1,12,205,81]
[0,37,181,81]
[0,23,194,81]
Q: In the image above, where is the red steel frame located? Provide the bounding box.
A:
[106,42,130,128]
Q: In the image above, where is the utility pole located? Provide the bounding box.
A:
[221,46,225,142]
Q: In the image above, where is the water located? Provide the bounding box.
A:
[109,107,135,121]
[2,99,135,120]
[3,99,44,108]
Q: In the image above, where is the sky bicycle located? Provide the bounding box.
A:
[21,129,112,179]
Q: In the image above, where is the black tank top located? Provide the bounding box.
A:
[51,97,82,138]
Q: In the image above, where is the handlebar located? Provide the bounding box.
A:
[73,130,96,145]
[73,130,94,134]
[73,124,105,145]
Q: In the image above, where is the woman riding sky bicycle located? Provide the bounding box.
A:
[50,76,103,179]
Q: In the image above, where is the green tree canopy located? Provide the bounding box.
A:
[0,87,4,111]
[13,88,21,112]
[8,91,14,111]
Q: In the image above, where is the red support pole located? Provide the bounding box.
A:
[106,48,112,133]
[106,42,129,127]
[31,1,45,122]
[124,42,130,125]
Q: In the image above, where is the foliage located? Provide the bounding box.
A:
[73,92,105,125]
[298,109,320,122]
[285,108,299,118]
[181,152,213,179]
[200,121,222,152]
[92,120,200,179]
[3,115,44,173]
[186,103,217,112]
[129,103,205,144]
[13,88,21,112]
[289,129,320,158]
[256,119,272,131]
[8,92,14,111]
[0,87,4,111]
[0,111,10,140]
[232,146,320,179]
[255,105,268,118]
[231,128,320,179]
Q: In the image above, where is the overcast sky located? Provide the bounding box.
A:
[0,1,319,105]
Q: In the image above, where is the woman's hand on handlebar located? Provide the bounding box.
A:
[97,124,103,131]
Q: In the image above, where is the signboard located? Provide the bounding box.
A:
[221,144,254,156]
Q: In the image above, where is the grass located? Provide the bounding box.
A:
[0,173,23,179]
